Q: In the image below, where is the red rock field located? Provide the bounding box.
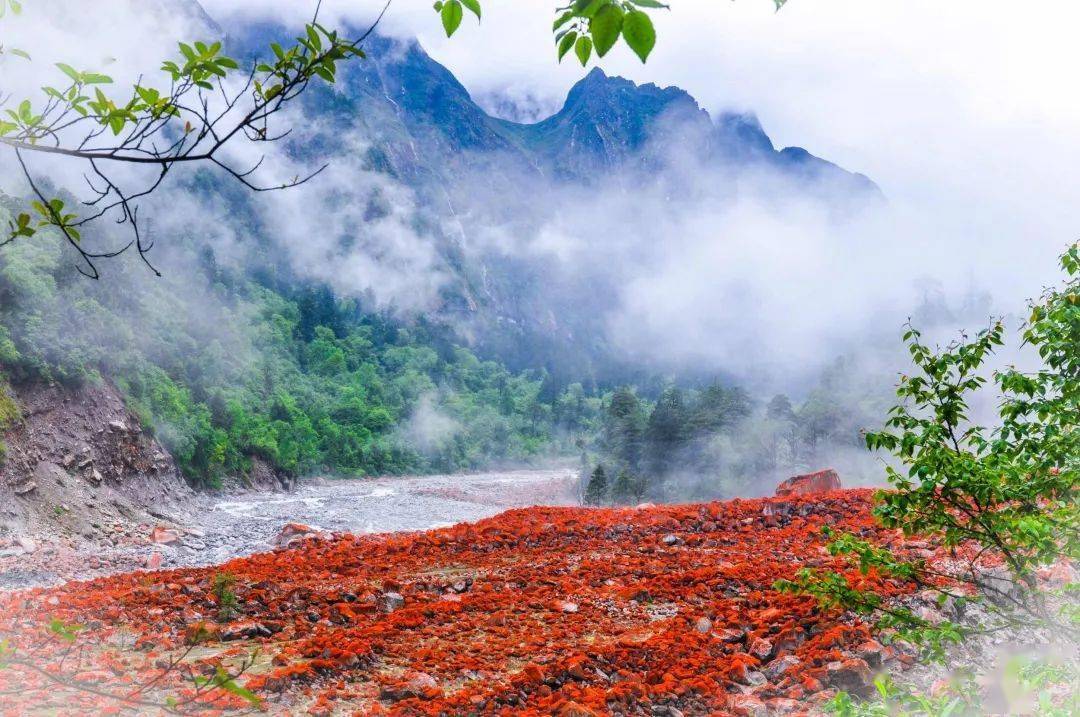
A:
[0,489,933,716]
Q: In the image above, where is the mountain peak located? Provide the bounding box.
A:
[563,67,696,113]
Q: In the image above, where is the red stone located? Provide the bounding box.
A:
[0,489,940,716]
[775,469,842,497]
[274,522,318,547]
[149,526,180,545]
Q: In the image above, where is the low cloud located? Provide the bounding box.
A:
[395,392,460,454]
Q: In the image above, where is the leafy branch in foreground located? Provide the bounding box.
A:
[0,617,263,714]
[0,0,370,277]
[778,244,1078,702]
[1,0,787,277]
[824,656,1080,717]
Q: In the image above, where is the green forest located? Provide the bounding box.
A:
[0,197,604,486]
[0,190,882,493]
[581,365,888,505]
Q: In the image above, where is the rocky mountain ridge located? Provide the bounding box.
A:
[208,23,882,382]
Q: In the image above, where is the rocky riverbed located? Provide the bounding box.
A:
[0,468,580,590]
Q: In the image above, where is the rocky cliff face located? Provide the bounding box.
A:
[0,380,191,558]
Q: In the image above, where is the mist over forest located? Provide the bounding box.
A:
[0,0,1057,500]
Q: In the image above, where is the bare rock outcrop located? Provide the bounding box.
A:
[0,379,192,571]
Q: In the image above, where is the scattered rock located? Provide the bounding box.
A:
[555,600,579,613]
[716,627,745,643]
[274,522,319,548]
[380,672,439,702]
[825,658,874,696]
[749,637,773,661]
[16,536,37,554]
[108,420,128,433]
[764,655,801,681]
[221,622,273,641]
[765,697,801,714]
[694,616,712,634]
[380,591,405,613]
[145,552,163,570]
[775,468,841,497]
[661,534,681,546]
[150,526,181,545]
[13,480,37,496]
[855,639,885,669]
[727,694,768,717]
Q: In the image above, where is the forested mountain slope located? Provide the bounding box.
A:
[219,23,881,382]
[0,5,880,489]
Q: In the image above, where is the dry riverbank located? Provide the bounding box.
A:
[0,469,580,590]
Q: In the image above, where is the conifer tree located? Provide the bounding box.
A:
[584,464,609,505]
[612,468,646,504]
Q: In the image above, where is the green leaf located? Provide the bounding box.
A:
[553,10,574,31]
[9,48,29,60]
[56,62,81,83]
[47,617,84,643]
[574,35,593,67]
[629,0,668,7]
[441,0,463,37]
[460,0,481,20]
[574,0,605,18]
[82,73,113,85]
[557,31,578,62]
[622,9,656,62]
[306,25,322,53]
[589,3,623,57]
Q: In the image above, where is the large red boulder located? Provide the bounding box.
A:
[775,469,841,497]
[274,522,319,548]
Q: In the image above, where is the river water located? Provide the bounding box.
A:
[179,468,582,567]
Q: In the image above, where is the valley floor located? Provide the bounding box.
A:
[0,489,926,716]
[0,469,580,590]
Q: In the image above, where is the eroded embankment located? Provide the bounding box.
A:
[0,490,930,716]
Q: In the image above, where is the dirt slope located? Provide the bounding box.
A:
[0,380,192,586]
[0,490,933,716]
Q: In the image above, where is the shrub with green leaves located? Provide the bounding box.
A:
[779,245,1079,697]
[211,572,240,622]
